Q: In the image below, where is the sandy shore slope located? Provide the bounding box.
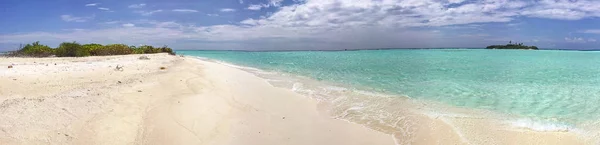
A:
[0,54,394,145]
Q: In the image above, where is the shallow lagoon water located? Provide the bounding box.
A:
[179,49,600,130]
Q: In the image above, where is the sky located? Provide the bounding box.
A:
[1,0,600,51]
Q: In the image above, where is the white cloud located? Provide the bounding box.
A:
[102,21,120,24]
[220,8,236,12]
[507,23,523,27]
[268,0,283,7]
[519,0,600,20]
[172,9,199,13]
[247,4,267,10]
[458,33,490,37]
[239,0,244,4]
[122,23,135,27]
[98,7,110,11]
[0,27,187,46]
[240,18,259,25]
[565,37,587,43]
[135,10,163,16]
[247,0,284,10]
[565,37,598,43]
[207,14,219,17]
[582,29,600,34]
[128,3,146,9]
[85,3,99,7]
[448,0,466,4]
[521,9,586,20]
[60,15,94,22]
[156,22,181,28]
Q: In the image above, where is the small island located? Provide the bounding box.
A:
[486,41,538,50]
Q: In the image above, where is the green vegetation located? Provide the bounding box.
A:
[12,41,54,57]
[7,41,175,57]
[486,41,538,50]
[83,43,104,55]
[55,42,89,57]
[93,44,132,56]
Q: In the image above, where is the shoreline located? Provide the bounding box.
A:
[0,54,596,144]
[191,57,598,144]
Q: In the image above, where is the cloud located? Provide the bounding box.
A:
[239,0,243,4]
[85,3,99,7]
[98,7,111,11]
[220,8,236,12]
[60,15,94,22]
[521,9,586,20]
[102,21,120,24]
[268,0,283,7]
[246,0,284,10]
[582,29,600,34]
[122,23,135,27]
[0,27,187,47]
[157,22,182,28]
[128,3,146,9]
[207,14,219,17]
[507,23,523,27]
[247,4,267,10]
[135,10,163,16]
[172,9,199,13]
[520,0,600,20]
[564,36,598,43]
[565,37,588,43]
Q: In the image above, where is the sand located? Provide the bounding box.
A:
[0,54,394,145]
[0,53,593,145]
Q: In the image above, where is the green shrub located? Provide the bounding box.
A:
[159,46,176,55]
[55,42,89,57]
[129,46,144,54]
[16,41,54,57]
[137,45,155,54]
[82,44,104,56]
[92,44,132,56]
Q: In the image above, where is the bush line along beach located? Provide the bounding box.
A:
[6,41,176,57]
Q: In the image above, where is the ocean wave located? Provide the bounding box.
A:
[507,119,574,132]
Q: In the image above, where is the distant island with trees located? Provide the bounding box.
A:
[486,41,538,50]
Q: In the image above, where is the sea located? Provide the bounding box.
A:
[178,49,600,143]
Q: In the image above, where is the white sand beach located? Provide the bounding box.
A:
[0,54,593,145]
[0,54,393,145]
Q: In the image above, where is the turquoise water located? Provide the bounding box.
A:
[179,49,600,126]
